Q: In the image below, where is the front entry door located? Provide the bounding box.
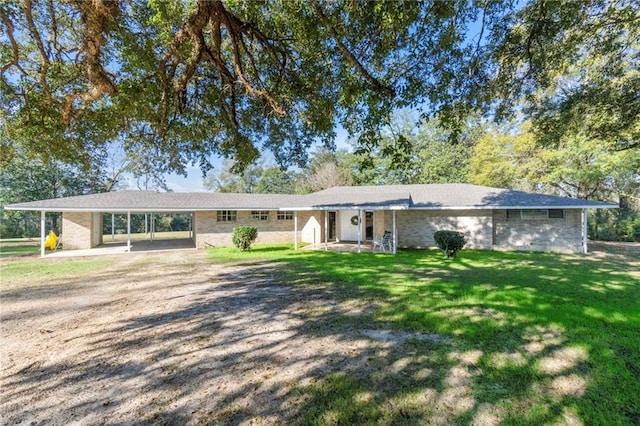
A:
[365,211,373,240]
[339,210,361,241]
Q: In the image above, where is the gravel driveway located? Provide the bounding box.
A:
[1,250,453,425]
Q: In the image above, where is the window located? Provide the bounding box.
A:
[507,209,564,219]
[548,209,564,219]
[217,210,236,222]
[277,211,294,220]
[251,210,269,221]
[521,209,549,220]
[506,209,520,219]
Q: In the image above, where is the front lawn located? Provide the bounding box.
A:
[208,246,640,425]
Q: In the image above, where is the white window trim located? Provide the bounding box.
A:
[277,211,294,220]
[251,210,270,221]
[217,210,237,222]
[508,209,565,220]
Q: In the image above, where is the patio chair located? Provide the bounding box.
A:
[373,231,392,252]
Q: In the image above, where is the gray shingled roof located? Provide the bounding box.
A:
[4,184,617,212]
[309,184,618,209]
[3,191,308,212]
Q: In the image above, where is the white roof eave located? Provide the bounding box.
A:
[4,203,618,213]
[408,204,619,210]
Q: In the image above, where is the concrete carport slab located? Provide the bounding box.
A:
[46,238,196,258]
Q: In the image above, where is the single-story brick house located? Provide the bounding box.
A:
[4,184,617,256]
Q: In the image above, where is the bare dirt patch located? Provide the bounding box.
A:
[1,250,450,425]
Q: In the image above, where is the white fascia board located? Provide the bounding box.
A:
[6,203,617,213]
[409,204,619,210]
[289,205,409,211]
[4,206,295,212]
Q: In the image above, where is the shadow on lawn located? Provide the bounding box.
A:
[1,249,638,424]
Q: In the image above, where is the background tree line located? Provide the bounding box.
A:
[102,213,191,237]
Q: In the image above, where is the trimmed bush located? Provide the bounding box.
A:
[232,226,258,251]
[433,230,467,259]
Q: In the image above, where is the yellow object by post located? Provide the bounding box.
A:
[44,230,58,250]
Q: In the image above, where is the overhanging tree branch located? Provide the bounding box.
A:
[312,1,395,98]
[0,6,27,77]
[62,0,119,124]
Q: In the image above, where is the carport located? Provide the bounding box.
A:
[3,192,200,257]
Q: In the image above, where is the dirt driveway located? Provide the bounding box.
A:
[1,250,452,425]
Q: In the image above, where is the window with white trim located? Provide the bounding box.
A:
[251,210,269,221]
[217,210,237,222]
[277,211,294,220]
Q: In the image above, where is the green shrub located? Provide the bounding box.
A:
[433,230,467,259]
[232,226,258,251]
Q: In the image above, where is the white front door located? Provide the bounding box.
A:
[339,210,361,241]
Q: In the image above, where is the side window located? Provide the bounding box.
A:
[251,211,269,221]
[217,210,237,222]
[521,209,548,220]
[548,209,564,219]
[277,211,294,220]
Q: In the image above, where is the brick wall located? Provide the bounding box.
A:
[373,211,388,240]
[492,209,583,253]
[395,209,494,249]
[194,210,323,248]
[62,212,101,250]
[92,212,103,247]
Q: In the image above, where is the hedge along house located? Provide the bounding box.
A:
[5,184,617,257]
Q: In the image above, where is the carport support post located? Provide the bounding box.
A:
[293,211,298,250]
[111,213,115,242]
[126,211,131,252]
[392,210,397,254]
[357,209,362,253]
[324,209,328,251]
[40,210,45,258]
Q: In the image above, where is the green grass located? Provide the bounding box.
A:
[1,256,113,283]
[0,244,40,257]
[206,243,300,261]
[208,245,640,425]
